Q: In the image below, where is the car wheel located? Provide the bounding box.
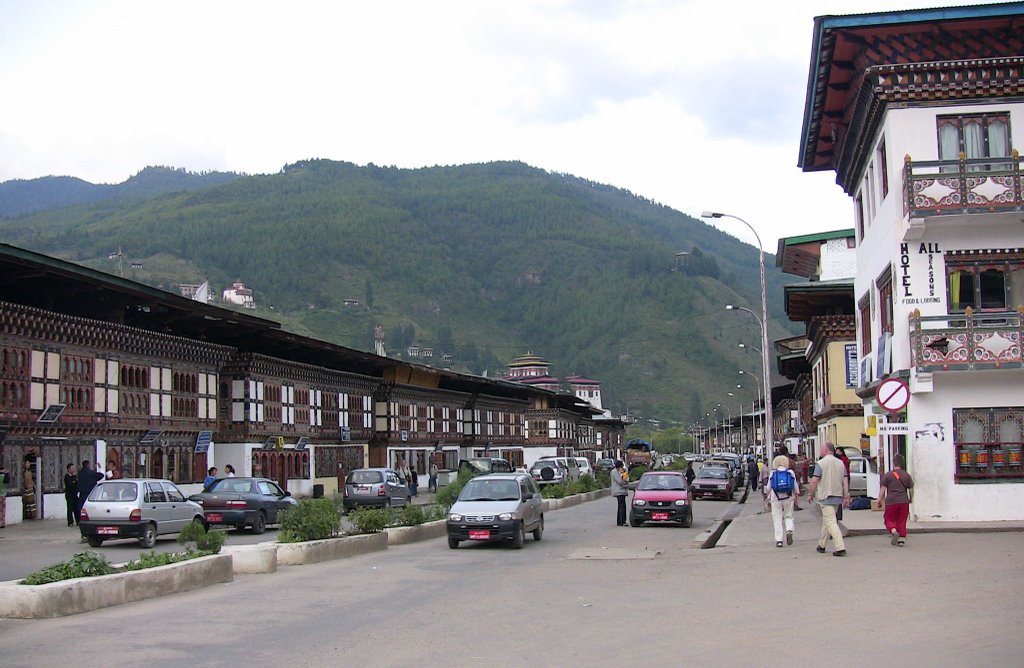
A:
[681,509,693,528]
[532,515,544,541]
[629,516,642,527]
[86,536,104,548]
[511,523,525,549]
[448,536,460,549]
[139,523,157,549]
[251,511,267,534]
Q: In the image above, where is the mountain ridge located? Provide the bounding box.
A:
[0,159,796,424]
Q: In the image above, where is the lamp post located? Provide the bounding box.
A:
[704,210,773,460]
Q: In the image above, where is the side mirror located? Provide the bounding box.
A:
[285,491,292,497]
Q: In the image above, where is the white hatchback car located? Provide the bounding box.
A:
[80,478,205,548]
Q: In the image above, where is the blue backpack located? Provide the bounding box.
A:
[770,470,795,498]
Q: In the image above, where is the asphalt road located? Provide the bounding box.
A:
[2,491,1022,667]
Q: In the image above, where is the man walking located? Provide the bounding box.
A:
[610,461,630,526]
[878,454,914,547]
[805,442,850,556]
[747,457,759,491]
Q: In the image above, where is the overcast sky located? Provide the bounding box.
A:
[0,0,994,247]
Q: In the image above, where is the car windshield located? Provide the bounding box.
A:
[532,460,562,470]
[638,475,687,491]
[348,471,383,484]
[209,479,253,493]
[89,482,138,501]
[698,469,729,480]
[458,479,521,501]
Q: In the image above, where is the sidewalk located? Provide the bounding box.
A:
[0,518,84,545]
[717,494,1024,549]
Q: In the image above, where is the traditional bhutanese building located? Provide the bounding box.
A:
[798,3,1024,520]
[776,230,861,461]
[0,244,621,524]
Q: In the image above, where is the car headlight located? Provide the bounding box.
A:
[449,513,463,522]
[675,499,688,506]
[633,499,646,506]
[498,513,513,521]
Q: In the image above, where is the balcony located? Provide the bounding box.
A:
[903,151,1023,221]
[910,308,1024,372]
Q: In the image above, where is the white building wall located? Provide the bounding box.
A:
[908,371,1024,522]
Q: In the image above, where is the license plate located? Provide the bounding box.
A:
[652,512,670,521]
[97,526,119,535]
[357,485,370,492]
[206,513,223,522]
[469,530,491,540]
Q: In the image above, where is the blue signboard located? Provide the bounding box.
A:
[194,431,213,454]
[845,344,859,388]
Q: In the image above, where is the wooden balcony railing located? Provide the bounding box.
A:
[910,307,1024,372]
[903,150,1023,218]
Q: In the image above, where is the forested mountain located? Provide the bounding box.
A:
[0,159,795,423]
[0,166,240,218]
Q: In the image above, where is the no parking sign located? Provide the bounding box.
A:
[875,378,910,414]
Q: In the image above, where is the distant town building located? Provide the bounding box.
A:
[179,281,213,304]
[566,375,605,414]
[222,280,255,309]
[343,299,360,307]
[504,352,562,392]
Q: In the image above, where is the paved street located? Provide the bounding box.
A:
[2,492,1022,667]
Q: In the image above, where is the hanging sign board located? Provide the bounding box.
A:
[194,431,213,454]
[295,436,309,450]
[875,377,910,414]
[37,404,66,423]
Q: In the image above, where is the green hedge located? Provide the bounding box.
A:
[540,473,606,499]
[279,497,341,543]
[348,504,446,534]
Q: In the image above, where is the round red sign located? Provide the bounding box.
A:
[876,378,910,413]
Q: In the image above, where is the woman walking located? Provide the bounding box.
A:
[767,454,799,547]
[878,454,914,547]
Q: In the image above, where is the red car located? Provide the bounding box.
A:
[629,471,693,527]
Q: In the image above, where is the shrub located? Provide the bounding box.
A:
[279,497,341,543]
[628,466,648,482]
[595,471,611,489]
[348,507,392,533]
[435,469,478,510]
[396,503,427,526]
[21,551,113,585]
[540,483,567,499]
[122,551,206,571]
[177,521,227,554]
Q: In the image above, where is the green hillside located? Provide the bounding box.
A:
[0,159,795,423]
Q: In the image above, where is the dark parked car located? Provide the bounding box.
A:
[189,477,297,534]
[594,458,617,473]
[459,458,513,475]
[691,467,736,500]
[630,471,693,527]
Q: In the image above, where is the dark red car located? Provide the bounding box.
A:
[691,466,736,501]
[629,471,693,527]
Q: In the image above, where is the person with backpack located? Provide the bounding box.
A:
[878,453,914,547]
[767,454,799,547]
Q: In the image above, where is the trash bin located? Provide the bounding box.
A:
[312,484,324,499]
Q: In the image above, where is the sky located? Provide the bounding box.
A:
[0,0,997,248]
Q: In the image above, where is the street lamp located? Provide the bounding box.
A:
[705,210,773,460]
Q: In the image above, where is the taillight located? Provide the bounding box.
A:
[378,487,386,497]
[226,501,247,508]
[80,508,90,521]
[129,509,141,521]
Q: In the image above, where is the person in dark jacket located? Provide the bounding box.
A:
[747,458,759,491]
[76,460,103,511]
[64,463,80,526]
[684,461,696,488]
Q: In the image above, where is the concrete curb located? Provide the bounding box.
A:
[223,544,278,574]
[276,532,388,565]
[848,526,1024,537]
[0,553,233,619]
[385,520,446,545]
